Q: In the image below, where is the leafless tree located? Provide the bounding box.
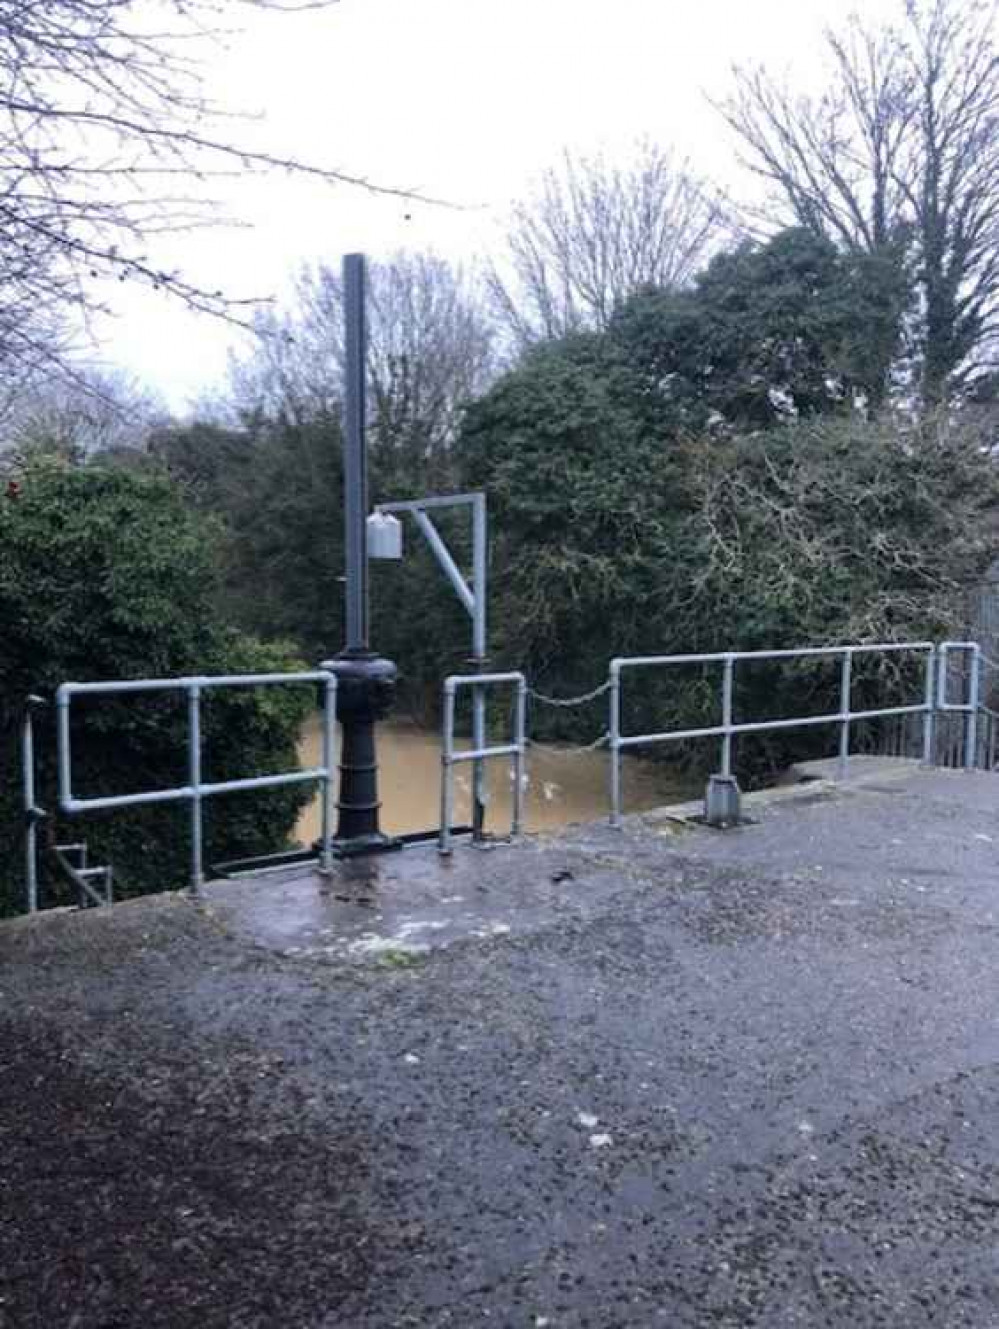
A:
[0,370,167,462]
[489,140,728,348]
[230,252,496,475]
[0,0,414,387]
[720,0,999,406]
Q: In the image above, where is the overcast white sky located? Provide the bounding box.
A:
[94,0,898,413]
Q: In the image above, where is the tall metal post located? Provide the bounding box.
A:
[343,253,369,653]
[471,492,488,838]
[321,253,398,853]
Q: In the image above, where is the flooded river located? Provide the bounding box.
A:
[295,715,695,843]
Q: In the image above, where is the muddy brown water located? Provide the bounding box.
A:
[295,715,695,843]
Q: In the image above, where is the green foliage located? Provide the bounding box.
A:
[156,410,474,723]
[155,413,344,660]
[677,416,994,649]
[85,228,994,805]
[610,229,907,429]
[0,459,313,916]
[149,421,253,505]
[461,334,686,706]
[460,329,999,776]
[146,231,931,750]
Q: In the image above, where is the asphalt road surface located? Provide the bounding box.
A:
[3,763,999,1328]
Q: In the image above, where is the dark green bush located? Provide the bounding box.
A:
[0,458,313,915]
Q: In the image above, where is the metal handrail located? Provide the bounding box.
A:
[21,696,45,913]
[377,492,490,840]
[53,842,112,909]
[608,642,938,826]
[55,670,337,893]
[439,671,526,856]
[936,641,982,769]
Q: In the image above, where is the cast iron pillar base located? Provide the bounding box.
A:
[320,650,402,856]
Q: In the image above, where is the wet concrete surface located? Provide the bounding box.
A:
[3,763,999,1326]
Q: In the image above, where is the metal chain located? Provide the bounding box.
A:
[529,732,610,755]
[523,679,611,756]
[527,680,612,707]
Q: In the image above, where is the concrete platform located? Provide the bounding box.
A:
[2,762,999,1326]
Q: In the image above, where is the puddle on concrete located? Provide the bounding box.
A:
[208,832,611,965]
[295,716,695,842]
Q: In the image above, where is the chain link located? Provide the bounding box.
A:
[521,680,612,757]
[529,732,610,755]
[527,680,612,707]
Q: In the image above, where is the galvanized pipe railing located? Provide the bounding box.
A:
[55,670,337,893]
[21,696,45,913]
[608,642,937,827]
[53,842,113,909]
[439,671,526,856]
[935,641,983,770]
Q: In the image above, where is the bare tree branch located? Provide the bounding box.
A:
[230,252,496,481]
[0,0,430,388]
[489,140,729,349]
[719,0,999,406]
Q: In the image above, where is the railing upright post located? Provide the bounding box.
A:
[922,648,936,766]
[721,656,734,778]
[320,673,336,872]
[188,682,203,893]
[838,648,853,779]
[609,662,622,828]
[512,676,527,837]
[21,702,38,914]
[471,681,486,841]
[56,686,72,811]
[966,644,981,770]
[472,492,488,842]
[439,680,456,856]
